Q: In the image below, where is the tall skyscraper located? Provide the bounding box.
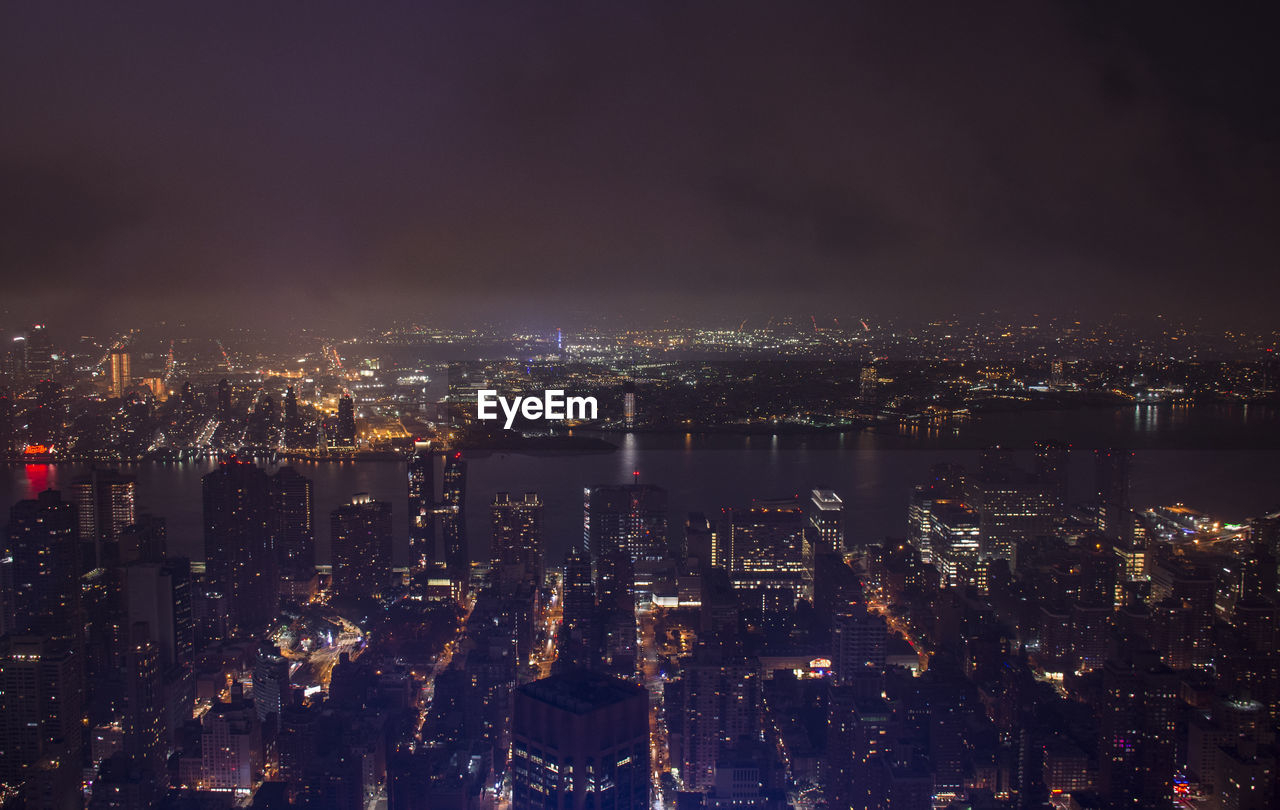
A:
[5,489,82,640]
[336,392,356,447]
[622,380,637,429]
[832,602,888,696]
[1033,440,1070,512]
[0,635,84,803]
[330,494,393,598]
[490,492,544,586]
[560,547,596,668]
[121,622,166,786]
[70,469,137,569]
[809,489,845,554]
[0,387,13,458]
[269,466,315,576]
[1097,651,1178,806]
[1095,448,1133,541]
[585,483,668,563]
[440,452,467,576]
[108,348,132,399]
[216,378,233,420]
[407,451,435,565]
[675,642,759,792]
[721,497,813,606]
[512,670,649,810]
[24,323,54,381]
[202,459,276,635]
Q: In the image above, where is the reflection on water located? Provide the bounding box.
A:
[2,405,1279,569]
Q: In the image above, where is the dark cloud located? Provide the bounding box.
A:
[1,1,1278,331]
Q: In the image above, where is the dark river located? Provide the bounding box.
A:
[3,404,1278,566]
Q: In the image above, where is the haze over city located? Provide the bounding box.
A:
[4,1,1280,330]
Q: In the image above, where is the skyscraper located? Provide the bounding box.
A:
[0,635,84,803]
[70,469,137,569]
[407,451,434,565]
[108,348,132,399]
[1095,448,1132,541]
[585,483,668,563]
[1033,439,1070,513]
[512,670,649,810]
[269,466,315,577]
[490,491,544,586]
[0,387,13,458]
[5,489,82,640]
[440,452,468,576]
[216,378,233,421]
[560,546,596,669]
[336,392,356,447]
[808,489,845,554]
[722,497,813,606]
[330,494,393,598]
[675,641,759,792]
[24,323,54,381]
[202,459,276,635]
[1097,651,1178,806]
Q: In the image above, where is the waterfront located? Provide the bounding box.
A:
[3,403,1279,566]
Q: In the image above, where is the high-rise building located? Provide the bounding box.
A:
[721,497,813,606]
[1033,440,1071,512]
[490,492,544,586]
[24,323,54,381]
[930,501,981,589]
[121,622,166,785]
[832,603,888,695]
[202,459,276,635]
[1097,651,1178,806]
[512,670,649,810]
[407,451,434,565]
[70,469,137,569]
[440,452,468,576]
[622,380,637,429]
[585,483,668,564]
[216,378,233,420]
[269,466,315,576]
[109,349,132,399]
[253,642,290,730]
[968,470,1053,568]
[809,489,845,554]
[5,489,82,640]
[0,635,84,801]
[675,642,759,792]
[336,392,356,447]
[331,494,393,599]
[200,689,262,791]
[1095,448,1133,541]
[0,387,13,458]
[560,547,596,668]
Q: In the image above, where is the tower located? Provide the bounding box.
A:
[269,466,315,577]
[512,671,649,810]
[202,459,276,635]
[490,492,544,586]
[109,348,132,399]
[809,489,845,554]
[330,494,393,599]
[407,451,435,565]
[440,452,468,577]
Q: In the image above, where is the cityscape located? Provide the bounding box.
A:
[1,319,1278,810]
[5,3,1280,810]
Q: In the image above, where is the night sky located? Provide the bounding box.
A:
[3,1,1279,331]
